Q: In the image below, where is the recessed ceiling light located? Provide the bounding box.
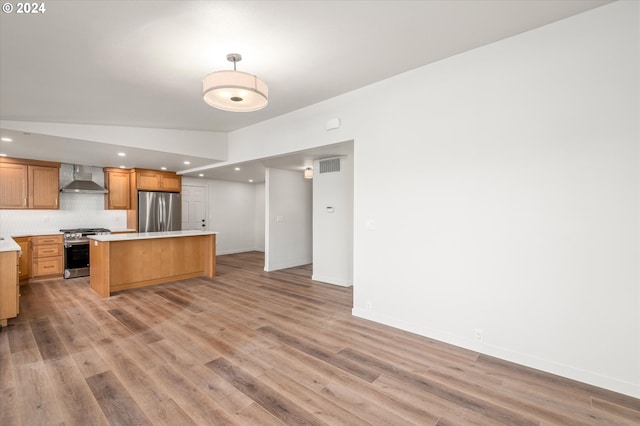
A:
[117,152,126,157]
[184,161,191,165]
[161,167,167,170]
[249,179,253,183]
[198,173,204,177]
[119,165,126,169]
[1,137,12,142]
[0,153,7,157]
[234,167,240,171]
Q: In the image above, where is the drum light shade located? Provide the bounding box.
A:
[202,54,268,112]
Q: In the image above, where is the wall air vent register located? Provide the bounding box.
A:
[319,158,341,174]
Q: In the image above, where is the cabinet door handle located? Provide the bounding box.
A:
[23,198,27,206]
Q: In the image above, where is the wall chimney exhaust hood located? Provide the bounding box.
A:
[60,165,108,194]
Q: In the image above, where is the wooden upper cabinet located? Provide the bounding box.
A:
[134,169,181,192]
[0,158,60,209]
[104,168,131,210]
[0,163,28,208]
[136,171,162,190]
[29,165,59,209]
[160,174,181,191]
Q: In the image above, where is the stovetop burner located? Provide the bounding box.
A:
[61,228,112,241]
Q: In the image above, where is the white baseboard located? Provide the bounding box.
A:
[312,274,353,287]
[216,248,264,255]
[351,307,640,398]
[264,257,312,272]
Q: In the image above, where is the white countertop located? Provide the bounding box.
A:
[9,231,64,238]
[0,237,21,253]
[88,230,218,242]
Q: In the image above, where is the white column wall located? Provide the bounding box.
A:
[226,2,640,397]
[312,154,354,286]
[265,168,312,271]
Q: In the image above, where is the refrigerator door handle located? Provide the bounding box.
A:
[159,196,165,231]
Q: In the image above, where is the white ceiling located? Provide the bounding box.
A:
[0,0,611,182]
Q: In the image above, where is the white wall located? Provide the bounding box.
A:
[225,2,640,397]
[312,154,353,286]
[182,176,259,255]
[265,168,312,271]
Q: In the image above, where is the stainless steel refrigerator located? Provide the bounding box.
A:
[138,191,181,232]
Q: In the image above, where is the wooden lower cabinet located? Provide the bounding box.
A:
[0,250,19,327]
[90,233,215,297]
[31,234,63,280]
[14,237,31,283]
[33,257,63,277]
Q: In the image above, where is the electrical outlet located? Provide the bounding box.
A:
[474,328,484,343]
[366,301,372,312]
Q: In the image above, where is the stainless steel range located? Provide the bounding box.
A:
[61,228,111,278]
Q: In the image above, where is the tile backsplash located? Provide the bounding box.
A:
[0,164,127,237]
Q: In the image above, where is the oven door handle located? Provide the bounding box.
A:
[64,240,90,247]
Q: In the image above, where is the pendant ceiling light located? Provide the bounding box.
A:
[202,53,268,112]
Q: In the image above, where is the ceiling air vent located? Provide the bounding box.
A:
[319,158,341,174]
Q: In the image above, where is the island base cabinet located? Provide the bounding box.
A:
[0,251,19,327]
[90,234,215,297]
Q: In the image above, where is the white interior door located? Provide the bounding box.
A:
[182,185,208,230]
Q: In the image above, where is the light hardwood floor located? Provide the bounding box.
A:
[1,251,638,425]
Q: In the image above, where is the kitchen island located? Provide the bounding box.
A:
[0,237,20,327]
[88,230,217,297]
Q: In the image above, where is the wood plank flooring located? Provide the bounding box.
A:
[0,251,638,425]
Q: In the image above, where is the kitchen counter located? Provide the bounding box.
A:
[8,231,63,238]
[89,231,216,297]
[0,237,21,253]
[88,230,217,242]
